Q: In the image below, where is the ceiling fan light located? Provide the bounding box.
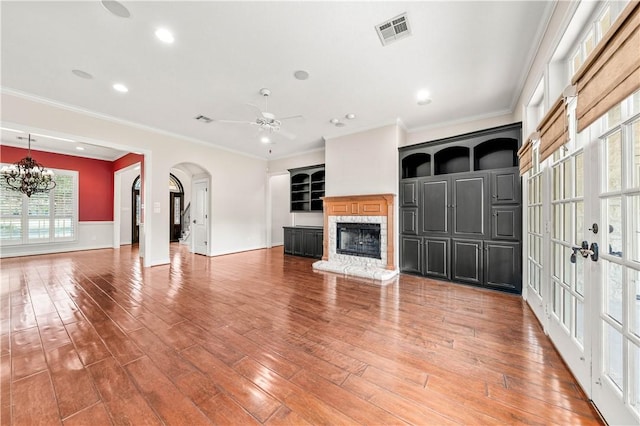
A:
[155,28,175,44]
[260,136,270,144]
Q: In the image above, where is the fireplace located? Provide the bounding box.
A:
[312,194,398,281]
[336,223,381,259]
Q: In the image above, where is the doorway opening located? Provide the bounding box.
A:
[131,173,184,244]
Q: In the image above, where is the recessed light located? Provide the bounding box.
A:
[294,70,309,80]
[416,89,432,105]
[260,136,270,144]
[101,0,131,18]
[113,83,129,93]
[72,69,93,79]
[329,118,340,124]
[345,113,356,120]
[155,28,174,44]
[76,146,85,151]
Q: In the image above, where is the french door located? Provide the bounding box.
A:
[527,94,640,424]
[590,113,640,425]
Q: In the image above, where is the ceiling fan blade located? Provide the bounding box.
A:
[214,119,252,124]
[279,114,303,121]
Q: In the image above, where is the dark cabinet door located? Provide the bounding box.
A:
[419,179,449,235]
[283,228,293,254]
[400,236,422,274]
[485,241,521,292]
[452,174,488,238]
[423,237,449,279]
[491,206,521,240]
[314,230,324,259]
[303,230,317,257]
[292,229,304,256]
[401,180,418,207]
[401,208,418,235]
[452,239,483,285]
[491,169,520,204]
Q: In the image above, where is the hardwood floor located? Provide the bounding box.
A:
[1,244,602,425]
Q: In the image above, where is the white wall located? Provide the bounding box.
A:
[268,149,325,227]
[2,92,268,266]
[269,173,290,246]
[119,165,139,245]
[325,124,400,197]
[0,222,114,258]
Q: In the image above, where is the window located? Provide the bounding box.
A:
[0,168,78,245]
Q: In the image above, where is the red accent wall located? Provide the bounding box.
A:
[113,153,143,171]
[113,153,144,223]
[1,146,114,221]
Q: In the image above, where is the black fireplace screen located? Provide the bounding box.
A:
[336,223,381,259]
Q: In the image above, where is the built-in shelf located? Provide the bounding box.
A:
[473,138,518,171]
[402,153,431,179]
[289,164,325,212]
[434,146,470,175]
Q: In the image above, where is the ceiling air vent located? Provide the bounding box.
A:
[194,115,213,123]
[375,13,411,46]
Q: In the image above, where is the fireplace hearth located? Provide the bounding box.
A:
[336,223,381,259]
[312,194,398,282]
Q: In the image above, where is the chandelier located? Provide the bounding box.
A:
[1,134,56,197]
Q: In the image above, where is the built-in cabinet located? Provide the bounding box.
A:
[399,123,522,293]
[289,164,325,212]
[283,226,323,259]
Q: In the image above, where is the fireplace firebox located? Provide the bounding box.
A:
[336,223,381,259]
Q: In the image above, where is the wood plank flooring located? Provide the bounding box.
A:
[0,244,602,425]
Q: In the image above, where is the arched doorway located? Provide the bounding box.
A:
[131,173,184,243]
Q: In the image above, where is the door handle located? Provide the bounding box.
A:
[570,241,599,263]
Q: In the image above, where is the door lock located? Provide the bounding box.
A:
[570,241,599,263]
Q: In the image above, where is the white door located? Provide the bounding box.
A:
[590,110,640,425]
[545,112,592,391]
[192,180,208,255]
[525,152,546,324]
[530,92,640,425]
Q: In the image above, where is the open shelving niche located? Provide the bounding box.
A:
[289,164,325,212]
[401,134,519,179]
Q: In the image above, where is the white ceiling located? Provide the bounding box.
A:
[0,1,552,160]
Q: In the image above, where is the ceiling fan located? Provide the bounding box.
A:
[214,88,302,140]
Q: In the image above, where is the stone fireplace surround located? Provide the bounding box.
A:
[312,194,398,281]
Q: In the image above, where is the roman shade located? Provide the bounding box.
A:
[572,1,640,132]
[517,136,534,175]
[537,96,567,162]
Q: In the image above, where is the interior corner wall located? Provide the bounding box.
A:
[325,124,399,197]
[267,149,326,227]
[2,92,268,266]
[0,145,114,221]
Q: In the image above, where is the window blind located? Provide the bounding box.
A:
[572,1,640,132]
[517,137,533,176]
[537,96,567,162]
